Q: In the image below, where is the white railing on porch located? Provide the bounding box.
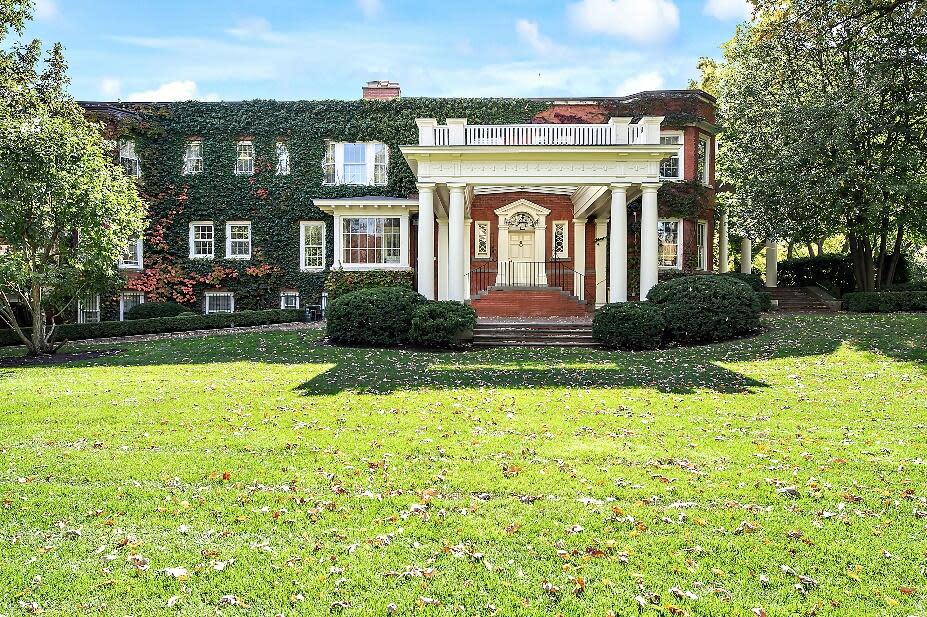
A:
[416,116,663,147]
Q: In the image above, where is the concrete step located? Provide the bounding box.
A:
[472,321,596,347]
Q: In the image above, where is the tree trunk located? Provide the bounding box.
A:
[816,240,825,256]
[880,223,905,289]
[787,242,795,260]
[27,283,48,356]
[848,233,876,291]
[806,243,816,257]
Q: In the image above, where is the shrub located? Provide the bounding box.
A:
[126,302,187,320]
[326,286,427,346]
[889,281,927,292]
[410,301,477,349]
[844,291,927,313]
[592,303,665,350]
[325,270,415,303]
[778,253,910,296]
[723,271,765,292]
[647,275,761,343]
[756,292,773,312]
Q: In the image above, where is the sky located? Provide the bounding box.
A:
[16,0,750,102]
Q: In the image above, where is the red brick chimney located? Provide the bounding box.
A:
[362,80,401,101]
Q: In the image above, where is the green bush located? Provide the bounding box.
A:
[410,301,476,349]
[325,270,415,303]
[844,291,927,313]
[778,253,910,296]
[125,301,188,320]
[723,271,765,292]
[757,292,773,312]
[647,275,761,343]
[889,281,927,292]
[0,309,306,347]
[592,303,665,350]
[326,286,427,346]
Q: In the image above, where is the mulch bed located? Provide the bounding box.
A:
[0,350,121,368]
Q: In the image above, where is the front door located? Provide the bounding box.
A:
[508,231,536,285]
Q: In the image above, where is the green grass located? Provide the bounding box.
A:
[1,314,926,616]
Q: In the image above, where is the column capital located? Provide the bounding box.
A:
[572,218,588,225]
[447,183,467,192]
[416,182,436,192]
[609,182,632,192]
[640,182,662,193]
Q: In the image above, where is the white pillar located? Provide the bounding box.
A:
[437,219,449,300]
[447,184,466,301]
[595,219,608,307]
[608,184,629,302]
[718,210,729,274]
[464,218,472,299]
[640,183,660,300]
[740,237,753,274]
[573,219,586,301]
[765,240,778,288]
[496,222,509,287]
[416,184,435,299]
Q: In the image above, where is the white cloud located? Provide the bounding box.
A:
[99,77,121,98]
[704,0,752,20]
[568,0,679,43]
[33,0,57,19]
[615,71,664,95]
[357,0,382,19]
[126,80,221,102]
[516,19,556,55]
[225,17,287,43]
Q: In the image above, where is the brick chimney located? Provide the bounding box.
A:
[362,80,401,101]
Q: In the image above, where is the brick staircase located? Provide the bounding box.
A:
[468,287,591,318]
[472,320,596,347]
[768,287,836,313]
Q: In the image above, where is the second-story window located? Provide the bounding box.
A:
[183,140,204,175]
[276,141,291,176]
[235,140,254,175]
[659,132,682,180]
[322,142,389,186]
[119,139,141,178]
[697,135,710,185]
[119,237,144,270]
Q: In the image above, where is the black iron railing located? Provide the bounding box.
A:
[468,260,584,296]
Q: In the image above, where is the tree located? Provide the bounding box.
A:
[716,0,927,290]
[0,1,146,355]
[687,57,720,98]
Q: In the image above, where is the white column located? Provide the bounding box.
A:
[740,237,753,274]
[608,184,629,302]
[416,184,435,299]
[497,222,509,287]
[573,219,586,301]
[447,184,466,301]
[332,214,343,268]
[464,218,472,299]
[437,219,449,300]
[765,240,779,287]
[718,210,729,274]
[595,219,608,307]
[640,183,660,300]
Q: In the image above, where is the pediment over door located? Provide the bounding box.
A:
[494,199,551,229]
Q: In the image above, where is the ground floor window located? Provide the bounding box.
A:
[300,221,325,270]
[204,291,234,314]
[552,221,568,259]
[120,291,145,321]
[280,291,300,309]
[475,221,491,258]
[657,219,682,268]
[342,217,401,265]
[77,295,100,324]
[697,221,708,270]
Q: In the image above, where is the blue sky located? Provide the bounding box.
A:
[19,0,749,101]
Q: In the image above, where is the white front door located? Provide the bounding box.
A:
[508,231,537,285]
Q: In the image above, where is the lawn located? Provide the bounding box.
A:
[1,314,926,616]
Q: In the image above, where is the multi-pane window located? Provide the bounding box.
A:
[119,291,144,321]
[119,237,143,269]
[226,222,252,259]
[280,291,300,309]
[276,141,291,176]
[552,221,568,259]
[322,142,336,185]
[373,143,388,185]
[300,221,325,270]
[183,140,204,175]
[204,291,234,314]
[235,140,255,175]
[119,139,141,178]
[657,220,682,268]
[475,221,491,258]
[322,142,390,186]
[660,133,682,179]
[697,136,709,185]
[77,295,100,324]
[697,221,708,270]
[189,222,214,258]
[343,143,367,184]
[341,217,400,265]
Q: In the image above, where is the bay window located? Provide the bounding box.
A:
[322,141,389,186]
[341,217,401,265]
[657,219,682,269]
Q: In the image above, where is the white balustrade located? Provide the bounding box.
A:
[417,117,664,146]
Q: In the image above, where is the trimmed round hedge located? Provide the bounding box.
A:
[592,303,665,350]
[647,275,761,343]
[326,286,427,346]
[410,301,476,349]
[126,301,187,320]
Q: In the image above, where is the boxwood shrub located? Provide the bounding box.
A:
[324,270,415,303]
[410,301,477,349]
[326,286,427,346]
[647,275,761,343]
[844,291,927,313]
[592,303,665,350]
[723,271,764,292]
[125,301,187,320]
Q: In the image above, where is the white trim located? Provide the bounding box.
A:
[474,221,491,259]
[698,134,710,185]
[321,141,389,186]
[657,218,683,269]
[299,221,326,271]
[697,220,709,270]
[119,139,141,178]
[204,291,234,314]
[659,130,684,181]
[280,291,300,309]
[235,140,254,175]
[118,237,144,270]
[315,202,416,271]
[119,291,145,321]
[275,141,291,176]
[183,140,204,175]
[189,221,215,259]
[552,220,569,259]
[225,221,252,260]
[77,294,101,324]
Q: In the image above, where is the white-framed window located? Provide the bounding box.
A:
[475,221,491,259]
[280,291,300,309]
[300,221,326,271]
[657,219,683,269]
[77,294,101,324]
[189,222,214,259]
[659,131,683,180]
[322,142,389,186]
[204,291,234,314]
[226,221,252,259]
[183,140,204,175]
[341,217,400,265]
[697,221,708,270]
[119,237,143,270]
[276,141,291,176]
[697,135,710,185]
[552,221,568,259]
[235,140,255,175]
[119,139,141,178]
[119,291,145,321]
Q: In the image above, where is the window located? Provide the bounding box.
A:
[77,295,100,324]
[276,141,291,176]
[280,291,300,309]
[119,291,144,321]
[552,221,568,259]
[204,291,234,314]
[119,237,143,269]
[341,217,400,265]
[660,132,682,180]
[657,220,682,268]
[697,135,710,185]
[697,221,708,270]
[475,221,491,259]
[183,140,204,175]
[235,140,254,175]
[300,221,325,271]
[189,222,214,259]
[322,142,390,186]
[119,139,140,178]
[226,222,252,259]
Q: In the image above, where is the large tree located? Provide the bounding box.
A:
[716,0,927,290]
[0,0,146,355]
